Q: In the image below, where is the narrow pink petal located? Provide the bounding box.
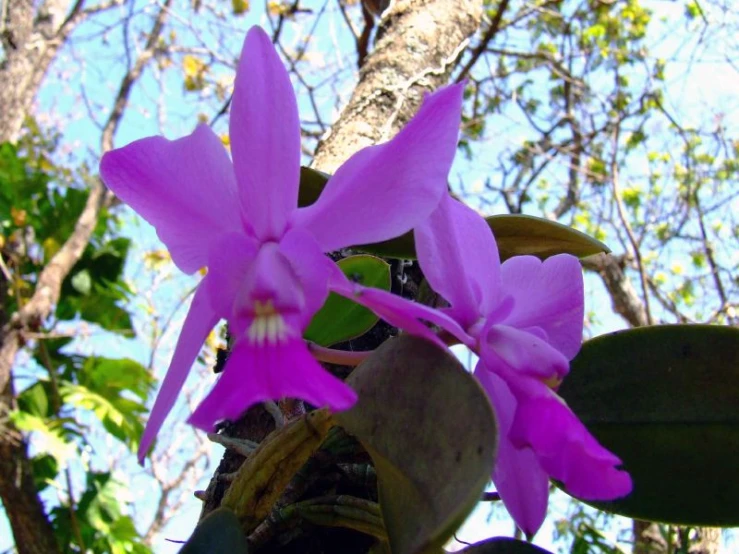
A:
[293,84,465,251]
[100,125,241,274]
[482,324,570,380]
[510,388,633,501]
[474,366,549,536]
[187,337,357,430]
[230,26,301,240]
[328,268,473,349]
[138,280,220,463]
[500,254,584,359]
[416,195,501,327]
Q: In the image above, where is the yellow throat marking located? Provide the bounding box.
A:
[247,300,287,345]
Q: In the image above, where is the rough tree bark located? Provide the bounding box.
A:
[312,0,482,172]
[197,1,483,551]
[0,0,85,143]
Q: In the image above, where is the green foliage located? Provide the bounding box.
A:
[337,336,498,554]
[305,255,391,346]
[51,472,151,554]
[2,138,150,552]
[559,325,739,526]
[57,237,135,335]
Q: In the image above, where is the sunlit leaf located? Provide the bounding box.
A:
[304,255,390,346]
[297,167,607,261]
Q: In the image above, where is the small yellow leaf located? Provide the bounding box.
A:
[232,0,249,14]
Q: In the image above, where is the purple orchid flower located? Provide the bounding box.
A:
[339,194,632,536]
[100,26,464,462]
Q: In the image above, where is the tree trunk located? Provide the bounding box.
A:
[312,0,483,172]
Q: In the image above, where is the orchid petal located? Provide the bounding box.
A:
[500,254,584,359]
[188,337,357,430]
[138,280,220,462]
[294,84,465,251]
[416,195,501,326]
[100,125,241,274]
[205,232,259,322]
[329,268,472,349]
[279,228,334,327]
[474,366,549,536]
[482,324,570,380]
[230,26,300,240]
[510,386,633,500]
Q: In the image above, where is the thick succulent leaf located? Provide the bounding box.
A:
[458,537,554,553]
[298,166,330,207]
[336,335,497,554]
[558,324,739,526]
[297,168,607,261]
[357,217,607,261]
[485,215,609,260]
[180,508,250,554]
[304,255,391,346]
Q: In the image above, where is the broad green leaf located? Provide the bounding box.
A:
[459,537,554,553]
[61,382,147,450]
[30,454,59,492]
[296,167,607,261]
[58,238,135,335]
[17,381,52,417]
[336,336,498,554]
[180,508,250,554]
[9,411,77,465]
[558,324,739,526]
[79,357,153,403]
[357,216,609,260]
[65,472,152,553]
[304,255,390,346]
[298,166,329,207]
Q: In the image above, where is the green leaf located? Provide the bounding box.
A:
[298,166,329,207]
[61,361,151,451]
[356,216,608,261]
[304,255,391,346]
[17,381,52,417]
[79,357,153,403]
[336,336,498,554]
[558,325,739,526]
[9,411,77,465]
[485,215,610,259]
[58,238,134,335]
[296,167,608,261]
[30,454,59,492]
[458,537,554,553]
[180,508,250,554]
